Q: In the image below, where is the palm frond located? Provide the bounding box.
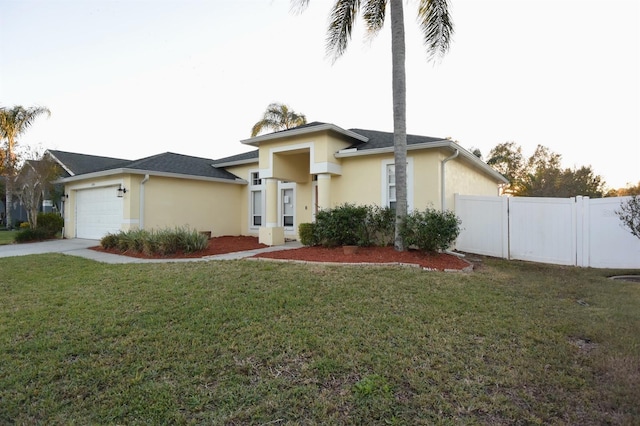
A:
[251,103,307,137]
[326,0,361,60]
[417,0,454,62]
[362,0,386,35]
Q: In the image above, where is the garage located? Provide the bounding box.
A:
[75,186,123,239]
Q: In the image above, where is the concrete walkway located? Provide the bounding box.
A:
[0,238,303,264]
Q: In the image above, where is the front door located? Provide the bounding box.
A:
[280,188,295,231]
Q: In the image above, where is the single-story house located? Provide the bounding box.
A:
[50,122,508,244]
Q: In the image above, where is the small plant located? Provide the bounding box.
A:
[37,212,63,236]
[400,208,462,252]
[100,233,119,249]
[14,228,49,243]
[315,203,369,247]
[100,226,208,256]
[616,195,640,240]
[19,222,30,229]
[178,227,209,253]
[298,223,318,246]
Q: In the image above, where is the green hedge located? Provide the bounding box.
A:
[100,227,209,256]
[301,204,461,253]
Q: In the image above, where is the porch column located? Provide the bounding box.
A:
[317,173,331,211]
[259,178,285,246]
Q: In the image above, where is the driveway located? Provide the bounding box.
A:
[0,238,149,264]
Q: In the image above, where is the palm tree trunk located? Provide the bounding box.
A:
[390,0,407,251]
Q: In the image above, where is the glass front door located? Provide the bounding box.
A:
[282,187,294,230]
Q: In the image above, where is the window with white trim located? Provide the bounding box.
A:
[387,164,396,210]
[381,158,413,211]
[249,171,264,228]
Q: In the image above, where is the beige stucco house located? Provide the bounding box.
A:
[50,122,507,244]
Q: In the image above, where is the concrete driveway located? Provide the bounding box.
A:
[0,238,149,263]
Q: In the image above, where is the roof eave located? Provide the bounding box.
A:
[240,123,369,146]
[55,168,247,185]
[335,140,509,184]
[212,158,259,168]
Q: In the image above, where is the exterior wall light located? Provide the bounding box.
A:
[117,185,127,198]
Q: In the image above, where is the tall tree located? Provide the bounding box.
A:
[0,105,51,229]
[487,142,606,198]
[14,149,61,229]
[251,103,307,137]
[294,0,454,250]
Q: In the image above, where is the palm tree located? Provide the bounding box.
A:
[251,103,307,137]
[0,105,51,229]
[295,0,453,250]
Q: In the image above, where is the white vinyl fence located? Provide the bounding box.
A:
[454,195,640,269]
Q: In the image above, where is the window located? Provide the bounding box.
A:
[251,172,262,186]
[249,171,264,228]
[387,164,396,210]
[381,158,413,211]
[251,190,262,226]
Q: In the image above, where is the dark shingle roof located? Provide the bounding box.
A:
[212,149,259,165]
[49,150,241,181]
[125,152,240,180]
[346,129,446,150]
[47,150,130,176]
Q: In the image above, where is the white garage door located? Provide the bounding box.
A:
[76,186,123,239]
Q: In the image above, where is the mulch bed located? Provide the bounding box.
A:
[91,235,471,270]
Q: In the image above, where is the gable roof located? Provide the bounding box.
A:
[52,150,243,184]
[241,121,368,147]
[47,150,130,177]
[345,129,447,150]
[212,149,259,168]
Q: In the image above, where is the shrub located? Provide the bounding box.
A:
[100,226,208,255]
[178,227,209,253]
[100,233,119,249]
[37,212,63,236]
[312,204,396,247]
[361,205,395,246]
[400,208,462,252]
[298,223,318,246]
[14,228,50,243]
[315,203,369,246]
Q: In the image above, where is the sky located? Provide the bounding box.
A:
[2,0,639,190]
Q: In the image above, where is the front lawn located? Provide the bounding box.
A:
[0,230,17,245]
[1,255,638,424]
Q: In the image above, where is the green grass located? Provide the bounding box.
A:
[1,255,639,424]
[0,230,18,245]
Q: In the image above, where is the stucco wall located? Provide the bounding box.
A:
[142,176,244,236]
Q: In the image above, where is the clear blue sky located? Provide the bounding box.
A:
[2,0,638,189]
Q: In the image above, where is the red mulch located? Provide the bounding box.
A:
[91,235,471,271]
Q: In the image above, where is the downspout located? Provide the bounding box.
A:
[441,148,459,212]
[139,174,149,229]
[441,149,465,258]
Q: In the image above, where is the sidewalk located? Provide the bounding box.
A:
[0,238,303,264]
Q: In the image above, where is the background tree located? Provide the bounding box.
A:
[251,103,307,137]
[295,0,454,251]
[487,142,606,197]
[0,105,51,229]
[14,148,62,229]
[616,195,640,240]
[486,142,525,195]
[606,181,640,197]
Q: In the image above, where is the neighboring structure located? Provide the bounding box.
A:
[51,122,508,243]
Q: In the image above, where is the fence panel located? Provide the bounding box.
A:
[454,195,640,268]
[586,197,640,268]
[454,195,508,258]
[508,197,577,265]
